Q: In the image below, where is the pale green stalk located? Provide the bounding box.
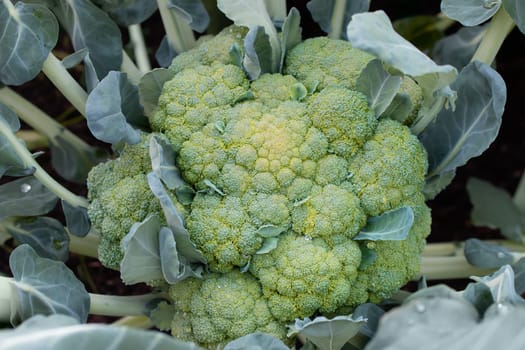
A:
[15,130,48,149]
[264,0,287,23]
[112,316,154,329]
[471,7,515,65]
[514,172,525,212]
[156,0,196,54]
[68,229,100,258]
[328,0,347,39]
[128,24,152,74]
[41,54,88,117]
[121,51,143,85]
[0,276,11,322]
[89,293,160,317]
[0,122,88,209]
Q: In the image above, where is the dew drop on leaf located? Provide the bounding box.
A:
[415,302,426,313]
[20,183,31,193]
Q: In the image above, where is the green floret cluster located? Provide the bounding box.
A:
[87,26,431,348]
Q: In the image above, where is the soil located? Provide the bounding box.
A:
[1,0,524,322]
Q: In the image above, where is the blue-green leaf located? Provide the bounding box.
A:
[94,0,158,26]
[307,0,370,38]
[280,7,302,70]
[423,170,456,200]
[147,172,205,263]
[354,207,414,241]
[467,178,525,243]
[42,0,122,79]
[85,71,146,146]
[168,0,210,33]
[155,36,177,68]
[463,282,494,315]
[138,68,175,117]
[352,303,385,337]
[503,0,525,34]
[0,177,58,220]
[464,238,515,269]
[0,103,30,178]
[356,59,402,118]
[218,0,281,73]
[471,265,525,305]
[358,244,377,271]
[243,26,273,80]
[512,258,525,295]
[379,93,412,125]
[8,245,89,324]
[0,314,205,350]
[0,2,58,85]
[441,0,501,26]
[420,61,506,178]
[433,25,487,70]
[289,315,366,350]
[224,333,289,350]
[5,217,69,261]
[61,200,91,237]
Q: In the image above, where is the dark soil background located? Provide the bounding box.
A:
[1,0,524,322]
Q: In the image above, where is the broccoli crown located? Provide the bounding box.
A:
[88,26,432,347]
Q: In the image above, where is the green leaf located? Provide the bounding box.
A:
[0,177,58,220]
[358,244,377,271]
[393,15,450,52]
[280,7,302,70]
[168,0,210,33]
[0,314,205,349]
[380,93,413,124]
[217,0,281,73]
[85,71,146,146]
[441,0,501,26]
[138,68,175,117]
[289,315,366,350]
[224,333,289,350]
[147,172,205,263]
[155,36,177,68]
[471,265,525,305]
[243,26,273,80]
[464,238,515,269]
[255,237,279,254]
[433,25,487,70]
[352,303,385,338]
[95,0,158,26]
[8,245,89,324]
[148,300,175,331]
[256,224,287,237]
[420,62,506,178]
[0,103,30,178]
[356,59,402,118]
[159,227,202,283]
[306,0,370,38]
[423,170,456,200]
[503,0,525,34]
[149,134,189,191]
[6,217,69,261]
[42,0,123,79]
[354,207,414,241]
[466,177,525,242]
[462,282,494,315]
[61,200,91,237]
[0,2,58,85]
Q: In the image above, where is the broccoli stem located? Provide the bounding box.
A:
[68,229,100,259]
[112,315,154,329]
[471,6,515,65]
[128,24,152,74]
[41,53,88,117]
[0,87,94,155]
[157,0,197,54]
[89,293,161,317]
[0,276,11,322]
[513,171,525,212]
[121,51,143,85]
[328,0,347,39]
[15,130,49,150]
[0,121,89,209]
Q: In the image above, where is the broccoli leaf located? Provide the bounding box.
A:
[288,315,366,350]
[423,170,456,200]
[218,0,281,73]
[471,265,525,305]
[433,25,487,70]
[243,26,273,80]
[224,333,289,350]
[8,245,90,324]
[502,0,525,34]
[61,200,91,237]
[0,177,58,221]
[280,7,302,71]
[168,0,210,33]
[138,68,175,117]
[512,258,525,295]
[155,36,177,68]
[0,103,31,178]
[356,59,402,118]
[0,314,205,350]
[352,303,385,338]
[441,0,501,27]
[467,177,525,243]
[85,71,146,146]
[379,93,413,125]
[307,0,370,39]
[464,238,515,269]
[0,1,58,86]
[94,0,158,26]
[420,61,506,178]
[354,207,414,241]
[5,217,69,262]
[41,0,122,80]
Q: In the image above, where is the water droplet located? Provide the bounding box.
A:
[304,235,312,241]
[483,0,500,9]
[415,302,426,313]
[496,303,508,314]
[20,183,31,193]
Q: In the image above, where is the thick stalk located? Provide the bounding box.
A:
[89,293,160,317]
[514,172,525,212]
[15,130,48,150]
[0,87,90,152]
[0,122,88,208]
[68,229,100,258]
[128,24,152,74]
[471,7,515,65]
[121,51,143,85]
[328,0,347,39]
[112,315,154,329]
[0,276,11,323]
[41,54,88,117]
[157,0,196,54]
